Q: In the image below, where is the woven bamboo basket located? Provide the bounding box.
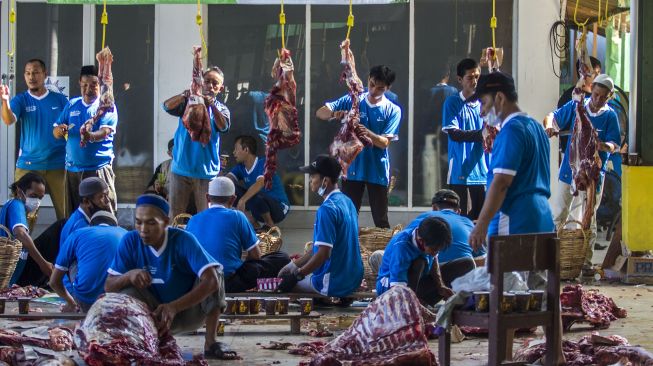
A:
[171,213,192,230]
[0,225,23,289]
[114,166,150,203]
[358,224,403,253]
[256,226,283,255]
[558,219,589,280]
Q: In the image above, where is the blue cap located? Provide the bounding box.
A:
[136,194,170,217]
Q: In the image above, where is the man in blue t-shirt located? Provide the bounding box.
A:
[375,217,454,305]
[316,65,401,229]
[53,65,118,216]
[226,135,290,231]
[105,194,237,360]
[59,177,112,247]
[468,72,554,249]
[162,66,231,219]
[277,155,363,298]
[543,74,621,273]
[50,211,125,312]
[441,59,488,220]
[1,59,68,220]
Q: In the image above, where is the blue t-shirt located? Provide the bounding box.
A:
[311,191,363,297]
[376,229,427,296]
[165,100,231,179]
[442,92,488,185]
[186,205,259,277]
[55,225,126,304]
[229,157,289,205]
[487,113,554,236]
[108,227,220,304]
[10,91,68,170]
[55,97,118,172]
[59,207,90,246]
[0,199,29,285]
[553,99,621,185]
[326,93,401,186]
[406,210,477,263]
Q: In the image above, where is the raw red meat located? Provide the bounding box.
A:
[181,46,211,146]
[80,47,115,147]
[0,327,73,351]
[263,48,300,189]
[482,124,498,153]
[329,39,373,178]
[560,284,626,330]
[0,346,23,365]
[305,286,437,366]
[0,285,47,299]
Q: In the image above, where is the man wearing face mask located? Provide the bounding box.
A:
[59,177,111,247]
[543,74,620,275]
[441,59,488,220]
[467,72,554,251]
[316,65,401,229]
[53,65,118,216]
[0,172,53,285]
[277,155,363,298]
[162,66,231,219]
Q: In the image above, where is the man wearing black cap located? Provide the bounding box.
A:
[53,65,118,216]
[277,155,363,298]
[59,177,112,248]
[466,72,554,249]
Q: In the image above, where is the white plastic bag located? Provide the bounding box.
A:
[451,267,528,293]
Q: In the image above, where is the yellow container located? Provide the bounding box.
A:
[623,166,653,251]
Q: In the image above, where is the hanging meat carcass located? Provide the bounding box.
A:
[329,39,373,177]
[181,46,212,146]
[80,46,115,147]
[263,48,301,189]
[305,286,438,366]
[568,30,602,230]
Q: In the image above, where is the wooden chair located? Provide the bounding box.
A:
[438,233,562,366]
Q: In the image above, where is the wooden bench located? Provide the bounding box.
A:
[226,291,376,301]
[219,311,321,334]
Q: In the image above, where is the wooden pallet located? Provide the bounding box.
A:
[220,311,321,334]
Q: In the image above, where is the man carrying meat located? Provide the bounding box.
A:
[316,65,401,229]
[1,59,68,220]
[543,74,620,276]
[373,216,454,305]
[441,59,487,220]
[105,194,237,360]
[162,66,231,219]
[50,211,126,312]
[227,135,290,231]
[187,177,290,292]
[53,65,118,215]
[277,155,363,298]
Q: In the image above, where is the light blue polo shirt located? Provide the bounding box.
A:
[487,112,554,236]
[229,157,289,205]
[108,227,221,304]
[553,98,621,185]
[442,92,488,185]
[186,205,258,277]
[164,100,231,180]
[376,228,428,296]
[10,90,68,170]
[0,199,29,285]
[406,210,477,263]
[54,97,118,172]
[311,190,363,297]
[326,93,401,186]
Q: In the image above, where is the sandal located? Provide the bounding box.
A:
[204,342,241,360]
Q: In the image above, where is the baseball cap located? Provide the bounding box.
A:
[79,177,108,198]
[593,74,614,92]
[432,189,460,206]
[466,71,516,103]
[208,176,235,197]
[299,154,342,180]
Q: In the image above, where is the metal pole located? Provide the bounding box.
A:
[628,0,638,155]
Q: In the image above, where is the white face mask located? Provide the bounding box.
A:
[371,94,383,101]
[484,106,501,127]
[25,197,41,213]
[317,178,328,197]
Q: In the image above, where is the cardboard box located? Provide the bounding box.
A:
[623,257,653,285]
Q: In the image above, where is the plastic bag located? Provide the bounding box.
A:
[451,267,528,293]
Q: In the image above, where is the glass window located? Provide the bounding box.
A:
[95,5,155,204]
[413,0,513,206]
[208,5,307,206]
[309,4,409,206]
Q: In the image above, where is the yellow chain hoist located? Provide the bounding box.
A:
[279,0,286,50]
[196,0,208,56]
[100,0,108,49]
[345,0,354,40]
[573,0,590,31]
[7,0,16,57]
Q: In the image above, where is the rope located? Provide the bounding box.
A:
[7,0,16,57]
[279,0,286,50]
[345,0,354,40]
[100,0,108,49]
[490,0,497,51]
[196,0,208,56]
[573,0,589,29]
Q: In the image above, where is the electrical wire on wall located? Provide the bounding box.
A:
[549,0,570,78]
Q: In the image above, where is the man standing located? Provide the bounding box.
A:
[441,58,487,220]
[277,155,363,298]
[227,135,290,231]
[1,59,68,220]
[162,67,231,218]
[429,64,458,189]
[316,65,401,228]
[53,65,118,215]
[543,74,620,274]
[105,194,237,360]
